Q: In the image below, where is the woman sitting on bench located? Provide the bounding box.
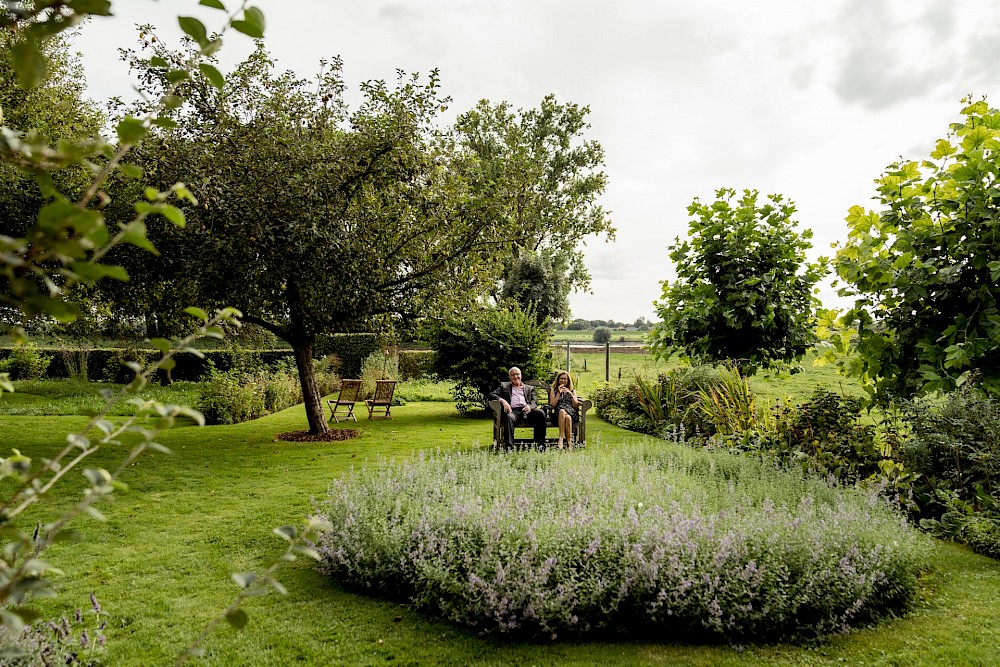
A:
[550,371,580,450]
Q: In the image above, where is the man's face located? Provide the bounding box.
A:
[509,368,522,385]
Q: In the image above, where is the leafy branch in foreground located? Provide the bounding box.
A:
[0,307,241,631]
[1,0,262,340]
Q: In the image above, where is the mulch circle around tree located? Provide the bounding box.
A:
[274,429,360,443]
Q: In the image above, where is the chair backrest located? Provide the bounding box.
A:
[338,379,363,402]
[372,379,396,403]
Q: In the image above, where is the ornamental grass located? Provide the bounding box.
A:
[314,443,931,643]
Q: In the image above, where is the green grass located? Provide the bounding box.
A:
[0,379,204,416]
[4,367,1000,665]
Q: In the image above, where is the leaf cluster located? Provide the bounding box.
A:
[834,98,1000,400]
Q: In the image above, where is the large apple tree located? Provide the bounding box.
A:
[112,42,511,434]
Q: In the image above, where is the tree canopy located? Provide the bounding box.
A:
[499,250,570,325]
[833,98,1000,400]
[648,188,827,374]
[111,41,513,433]
[454,95,615,294]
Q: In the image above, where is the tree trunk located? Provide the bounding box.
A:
[292,335,328,435]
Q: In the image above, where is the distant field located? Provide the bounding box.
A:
[550,329,648,343]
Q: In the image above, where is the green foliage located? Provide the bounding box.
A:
[833,98,1000,401]
[0,342,50,380]
[455,95,615,292]
[429,306,552,414]
[397,349,435,380]
[314,334,381,379]
[359,350,399,400]
[591,326,611,344]
[900,389,1000,558]
[197,362,303,425]
[499,251,570,325]
[649,188,827,375]
[695,364,773,437]
[592,364,733,438]
[756,390,898,487]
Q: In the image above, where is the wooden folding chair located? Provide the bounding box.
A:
[365,379,396,419]
[327,379,362,422]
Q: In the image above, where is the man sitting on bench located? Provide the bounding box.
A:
[489,366,548,451]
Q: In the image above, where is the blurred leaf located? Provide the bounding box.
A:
[11,39,46,89]
[225,608,249,630]
[199,63,225,90]
[178,16,210,47]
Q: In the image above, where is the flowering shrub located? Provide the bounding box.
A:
[314,444,930,642]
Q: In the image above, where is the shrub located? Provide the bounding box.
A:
[591,364,732,439]
[196,360,303,425]
[359,350,399,399]
[429,306,552,415]
[314,444,931,643]
[314,334,382,378]
[900,389,1000,557]
[398,349,435,380]
[592,326,611,344]
[695,364,773,437]
[0,343,51,380]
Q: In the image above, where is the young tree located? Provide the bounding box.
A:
[429,305,553,414]
[112,42,511,434]
[833,98,1000,400]
[455,95,615,293]
[649,188,827,374]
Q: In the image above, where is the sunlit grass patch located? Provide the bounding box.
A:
[314,442,931,643]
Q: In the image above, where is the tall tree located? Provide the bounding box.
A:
[833,98,1000,400]
[113,42,510,434]
[649,188,827,374]
[455,95,615,295]
[499,250,570,325]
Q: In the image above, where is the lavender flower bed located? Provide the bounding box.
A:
[314,444,930,642]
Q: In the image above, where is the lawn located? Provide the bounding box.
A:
[3,372,1000,665]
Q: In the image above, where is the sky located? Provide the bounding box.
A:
[72,0,1000,323]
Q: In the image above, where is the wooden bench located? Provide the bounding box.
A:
[488,380,592,451]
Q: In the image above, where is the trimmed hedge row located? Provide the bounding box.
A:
[1,341,437,382]
[0,348,296,382]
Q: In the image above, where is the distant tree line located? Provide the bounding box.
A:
[563,317,650,331]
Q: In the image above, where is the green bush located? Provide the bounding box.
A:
[0,343,51,380]
[196,361,303,425]
[592,326,612,344]
[429,306,553,415]
[315,444,931,642]
[314,334,382,378]
[398,349,435,380]
[755,389,889,485]
[591,364,732,438]
[901,390,1000,557]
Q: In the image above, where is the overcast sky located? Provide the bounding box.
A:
[73,0,1000,323]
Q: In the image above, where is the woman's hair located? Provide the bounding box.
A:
[551,371,573,393]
